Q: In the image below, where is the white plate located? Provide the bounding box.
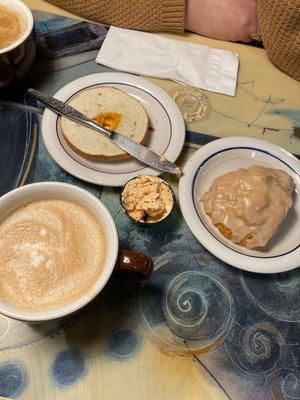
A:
[179,137,300,273]
[42,73,185,186]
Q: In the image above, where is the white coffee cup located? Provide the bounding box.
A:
[0,182,153,322]
[0,0,36,89]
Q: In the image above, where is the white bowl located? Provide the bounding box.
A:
[179,137,300,273]
[0,182,118,322]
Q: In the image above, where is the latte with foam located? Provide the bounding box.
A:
[0,199,107,310]
[0,4,26,49]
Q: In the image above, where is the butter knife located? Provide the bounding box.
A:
[28,88,181,175]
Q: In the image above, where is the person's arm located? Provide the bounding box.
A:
[185,0,259,42]
[48,0,259,41]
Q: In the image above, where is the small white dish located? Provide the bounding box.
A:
[42,72,185,186]
[179,137,300,274]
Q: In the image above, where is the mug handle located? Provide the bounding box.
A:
[115,250,154,279]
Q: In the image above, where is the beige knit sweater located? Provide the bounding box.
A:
[257,0,299,81]
[48,0,185,31]
[48,0,300,80]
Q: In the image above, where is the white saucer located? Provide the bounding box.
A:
[179,137,300,274]
[42,73,185,186]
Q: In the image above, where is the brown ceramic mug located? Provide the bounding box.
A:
[0,0,36,89]
[0,182,153,322]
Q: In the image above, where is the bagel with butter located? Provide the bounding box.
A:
[60,87,149,160]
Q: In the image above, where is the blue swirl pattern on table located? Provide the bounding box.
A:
[241,270,300,322]
[0,361,28,398]
[51,348,86,388]
[265,368,300,399]
[107,328,140,359]
[225,322,284,376]
[0,10,299,400]
[140,253,235,354]
[163,271,234,342]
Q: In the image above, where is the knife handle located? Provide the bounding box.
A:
[28,88,112,138]
[28,88,90,121]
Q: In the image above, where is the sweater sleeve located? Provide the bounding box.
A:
[47,0,185,32]
[257,0,300,81]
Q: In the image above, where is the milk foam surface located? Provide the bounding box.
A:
[0,4,26,49]
[0,199,106,310]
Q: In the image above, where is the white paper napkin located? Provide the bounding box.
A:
[96,27,239,96]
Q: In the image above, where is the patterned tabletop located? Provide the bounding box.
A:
[0,12,299,400]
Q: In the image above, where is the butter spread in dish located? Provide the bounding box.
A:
[121,175,174,223]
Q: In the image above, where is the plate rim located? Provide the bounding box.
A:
[42,72,185,186]
[179,136,300,274]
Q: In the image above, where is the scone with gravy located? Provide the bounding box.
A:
[201,165,294,249]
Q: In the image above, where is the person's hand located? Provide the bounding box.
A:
[185,0,259,42]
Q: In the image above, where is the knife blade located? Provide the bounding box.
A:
[28,88,182,175]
